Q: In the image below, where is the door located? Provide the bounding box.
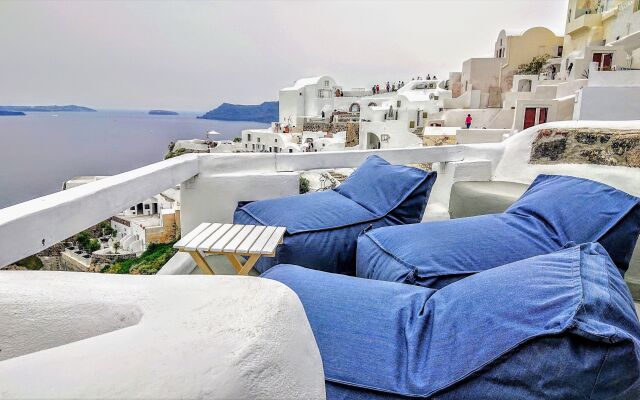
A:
[592,52,603,66]
[539,108,548,124]
[602,53,613,71]
[524,108,537,130]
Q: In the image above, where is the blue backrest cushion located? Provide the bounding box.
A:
[357,214,558,288]
[335,155,436,221]
[265,243,640,398]
[234,190,378,234]
[357,174,640,287]
[506,174,640,271]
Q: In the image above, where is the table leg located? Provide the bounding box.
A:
[224,254,261,276]
[188,251,215,275]
[238,255,261,275]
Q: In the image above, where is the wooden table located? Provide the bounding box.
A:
[174,223,286,275]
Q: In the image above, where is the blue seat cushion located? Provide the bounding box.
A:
[264,243,640,399]
[234,155,436,275]
[357,174,640,288]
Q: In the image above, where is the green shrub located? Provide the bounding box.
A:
[164,147,187,160]
[102,242,177,275]
[15,255,43,270]
[87,239,101,253]
[99,221,115,237]
[75,231,91,251]
[233,136,242,143]
[299,176,310,194]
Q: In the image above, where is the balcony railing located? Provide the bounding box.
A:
[0,147,465,268]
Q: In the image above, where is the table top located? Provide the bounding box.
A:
[174,223,286,256]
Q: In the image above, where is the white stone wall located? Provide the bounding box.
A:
[575,86,640,120]
[0,272,326,399]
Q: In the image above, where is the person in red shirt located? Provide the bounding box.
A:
[465,114,472,129]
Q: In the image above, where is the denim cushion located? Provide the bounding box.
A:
[357,174,640,288]
[264,243,640,399]
[234,155,436,275]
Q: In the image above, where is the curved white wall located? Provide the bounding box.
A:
[0,272,326,399]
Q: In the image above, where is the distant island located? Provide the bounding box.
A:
[0,110,25,116]
[0,105,97,113]
[149,110,179,116]
[198,101,278,123]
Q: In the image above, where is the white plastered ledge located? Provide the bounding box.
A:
[0,272,326,399]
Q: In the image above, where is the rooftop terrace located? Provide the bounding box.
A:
[1,120,639,398]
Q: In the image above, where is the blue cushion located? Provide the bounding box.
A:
[234,155,436,275]
[263,243,640,399]
[357,174,640,288]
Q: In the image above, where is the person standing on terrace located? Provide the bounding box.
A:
[466,114,473,129]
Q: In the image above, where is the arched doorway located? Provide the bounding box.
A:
[368,102,377,107]
[349,103,361,113]
[367,132,381,149]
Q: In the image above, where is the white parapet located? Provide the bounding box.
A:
[0,154,200,267]
[0,272,326,399]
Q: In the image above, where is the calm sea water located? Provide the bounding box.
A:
[0,110,269,208]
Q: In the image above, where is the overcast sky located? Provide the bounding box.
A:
[0,0,568,111]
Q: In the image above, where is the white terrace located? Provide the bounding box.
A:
[0,120,639,398]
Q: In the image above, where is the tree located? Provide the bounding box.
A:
[88,239,101,253]
[75,231,91,251]
[113,242,121,254]
[233,136,242,143]
[99,221,115,237]
[516,54,551,76]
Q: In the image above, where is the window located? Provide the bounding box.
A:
[130,207,135,211]
[247,134,251,141]
[275,138,278,143]
[557,46,563,57]
[269,147,272,152]
[257,138,260,143]
[289,149,293,153]
[324,80,329,87]
[245,144,248,148]
[144,204,150,209]
[252,144,255,150]
[409,121,415,129]
[397,101,401,107]
[423,112,428,118]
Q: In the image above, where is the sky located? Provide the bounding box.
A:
[0,0,568,112]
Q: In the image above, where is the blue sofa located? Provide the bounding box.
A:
[264,243,640,399]
[234,155,436,275]
[357,174,640,289]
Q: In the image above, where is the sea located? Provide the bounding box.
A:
[0,110,269,209]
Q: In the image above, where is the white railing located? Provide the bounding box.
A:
[0,147,465,268]
[0,155,199,267]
